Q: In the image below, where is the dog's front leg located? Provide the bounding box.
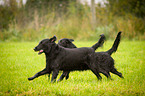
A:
[51,69,59,83]
[47,71,52,81]
[57,71,70,82]
[28,68,48,81]
[48,74,50,80]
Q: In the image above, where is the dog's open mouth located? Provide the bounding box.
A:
[38,49,44,55]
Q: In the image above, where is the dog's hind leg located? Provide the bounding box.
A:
[51,69,59,83]
[65,71,70,80]
[110,68,124,78]
[90,68,102,80]
[100,70,113,80]
[28,68,48,81]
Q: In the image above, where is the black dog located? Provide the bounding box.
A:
[58,32,124,81]
[46,34,105,80]
[28,35,105,82]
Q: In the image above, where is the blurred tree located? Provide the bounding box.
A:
[9,0,18,17]
[107,0,145,18]
[0,0,77,30]
[91,0,96,29]
[19,0,23,8]
[25,0,77,12]
[0,0,18,30]
[0,0,144,41]
[24,0,78,21]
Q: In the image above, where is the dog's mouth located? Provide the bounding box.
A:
[38,49,44,55]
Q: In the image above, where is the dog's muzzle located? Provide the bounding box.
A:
[34,47,38,51]
[33,47,44,55]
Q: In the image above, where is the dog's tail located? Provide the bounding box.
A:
[91,34,105,50]
[106,32,122,55]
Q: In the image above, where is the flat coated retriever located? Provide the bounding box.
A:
[28,35,105,82]
[58,32,124,81]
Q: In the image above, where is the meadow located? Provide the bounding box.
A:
[0,40,145,96]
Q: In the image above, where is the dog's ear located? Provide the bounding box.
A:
[50,35,57,42]
[69,39,74,42]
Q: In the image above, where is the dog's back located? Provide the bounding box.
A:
[58,34,105,50]
[56,46,94,71]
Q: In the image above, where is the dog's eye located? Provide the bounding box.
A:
[39,42,42,44]
[40,41,45,45]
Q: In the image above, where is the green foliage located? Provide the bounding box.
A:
[0,0,145,41]
[107,0,145,18]
[0,41,145,95]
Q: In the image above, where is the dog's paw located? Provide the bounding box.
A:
[57,79,62,82]
[121,76,124,79]
[28,77,33,81]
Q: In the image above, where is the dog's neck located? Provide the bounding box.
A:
[45,44,63,61]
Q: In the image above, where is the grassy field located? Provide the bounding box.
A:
[0,41,145,96]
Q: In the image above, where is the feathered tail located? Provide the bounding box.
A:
[91,34,105,50]
[106,32,122,55]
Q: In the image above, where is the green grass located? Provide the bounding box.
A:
[0,41,145,96]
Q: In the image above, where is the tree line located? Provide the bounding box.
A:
[0,0,144,41]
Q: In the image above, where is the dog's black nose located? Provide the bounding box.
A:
[33,47,37,51]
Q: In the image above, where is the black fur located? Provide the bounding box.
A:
[106,32,121,55]
[58,34,105,50]
[28,35,105,82]
[57,32,123,81]
[91,34,105,50]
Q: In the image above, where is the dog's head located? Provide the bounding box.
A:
[58,38,77,48]
[34,36,57,55]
